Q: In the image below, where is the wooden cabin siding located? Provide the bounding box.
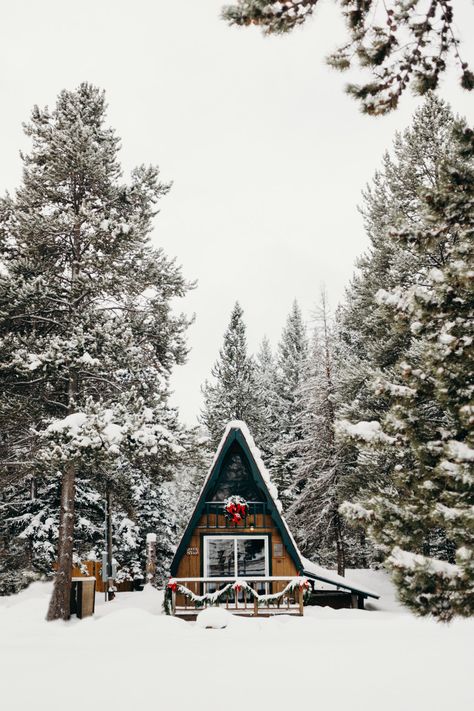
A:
[175,512,298,604]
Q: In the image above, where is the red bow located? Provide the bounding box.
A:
[225,501,247,523]
[168,580,178,593]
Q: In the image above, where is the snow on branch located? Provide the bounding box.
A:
[43,405,183,461]
[388,546,461,578]
[337,419,395,444]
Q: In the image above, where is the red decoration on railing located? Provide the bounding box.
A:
[167,579,178,593]
[224,496,248,524]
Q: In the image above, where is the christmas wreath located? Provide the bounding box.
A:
[223,495,247,523]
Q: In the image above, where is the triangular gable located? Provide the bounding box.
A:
[170,421,379,600]
[170,421,302,575]
[206,441,266,502]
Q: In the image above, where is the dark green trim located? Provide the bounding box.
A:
[170,426,299,575]
[199,532,204,580]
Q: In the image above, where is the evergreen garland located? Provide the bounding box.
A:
[164,576,311,615]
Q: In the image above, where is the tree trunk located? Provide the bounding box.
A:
[27,476,37,568]
[46,459,76,620]
[334,512,346,577]
[47,366,79,621]
[336,540,345,577]
[47,219,82,621]
[106,484,115,599]
[359,531,368,569]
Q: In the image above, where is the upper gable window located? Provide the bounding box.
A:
[208,442,265,502]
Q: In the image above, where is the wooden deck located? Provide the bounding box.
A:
[168,576,307,619]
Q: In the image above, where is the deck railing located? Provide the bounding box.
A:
[167,576,307,617]
[199,502,268,529]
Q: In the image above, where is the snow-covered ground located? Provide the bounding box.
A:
[1,570,472,711]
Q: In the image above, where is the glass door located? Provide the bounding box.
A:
[205,538,235,578]
[204,535,269,598]
[236,538,267,576]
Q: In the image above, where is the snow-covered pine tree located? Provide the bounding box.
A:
[0,414,195,594]
[0,84,191,619]
[112,472,176,587]
[165,430,209,540]
[342,122,474,620]
[270,300,308,508]
[254,336,279,461]
[287,293,352,574]
[0,473,104,582]
[336,95,458,534]
[0,475,53,593]
[201,302,264,448]
[113,429,208,585]
[222,1,473,115]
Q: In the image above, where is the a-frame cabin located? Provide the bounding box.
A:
[168,421,378,617]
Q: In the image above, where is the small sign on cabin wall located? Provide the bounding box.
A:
[187,547,198,556]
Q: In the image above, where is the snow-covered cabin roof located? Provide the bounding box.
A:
[170,421,378,599]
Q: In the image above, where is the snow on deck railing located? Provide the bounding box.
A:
[164,576,310,616]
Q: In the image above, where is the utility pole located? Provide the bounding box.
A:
[103,481,115,601]
[146,533,157,585]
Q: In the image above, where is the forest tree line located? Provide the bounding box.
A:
[0,88,472,621]
[201,93,473,620]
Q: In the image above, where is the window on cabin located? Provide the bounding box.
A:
[206,538,235,577]
[237,539,266,576]
[208,444,265,502]
[204,536,268,578]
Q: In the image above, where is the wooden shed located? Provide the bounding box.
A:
[167,421,378,617]
[69,560,135,594]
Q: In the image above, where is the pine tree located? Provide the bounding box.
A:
[222,1,473,115]
[288,293,353,574]
[0,475,55,593]
[0,475,104,596]
[254,336,279,461]
[201,302,264,448]
[0,84,190,619]
[113,431,208,586]
[165,434,209,550]
[113,472,177,586]
[270,301,308,508]
[337,95,458,530]
[342,123,474,620]
[0,473,104,579]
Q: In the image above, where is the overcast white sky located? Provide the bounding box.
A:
[1,1,473,424]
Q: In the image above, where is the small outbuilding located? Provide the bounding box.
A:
[167,421,378,617]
